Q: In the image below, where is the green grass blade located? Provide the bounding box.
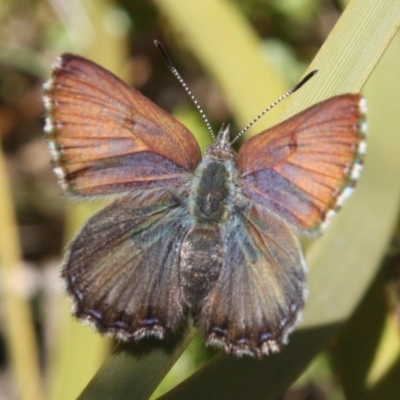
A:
[0,146,43,399]
[79,328,197,400]
[333,28,400,399]
[332,273,387,398]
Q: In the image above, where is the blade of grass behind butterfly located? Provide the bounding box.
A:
[331,271,387,398]
[330,36,400,399]
[363,249,400,399]
[331,270,400,399]
[157,1,400,399]
[365,321,400,400]
[0,146,44,400]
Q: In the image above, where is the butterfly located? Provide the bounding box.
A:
[43,42,367,358]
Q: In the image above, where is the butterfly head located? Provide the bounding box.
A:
[204,124,236,162]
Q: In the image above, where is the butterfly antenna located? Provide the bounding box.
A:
[230,69,318,144]
[154,40,216,140]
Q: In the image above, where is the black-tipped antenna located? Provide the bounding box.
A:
[230,69,318,144]
[154,40,215,140]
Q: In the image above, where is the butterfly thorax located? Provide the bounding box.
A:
[188,126,237,224]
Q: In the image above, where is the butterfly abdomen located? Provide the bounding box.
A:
[180,225,223,309]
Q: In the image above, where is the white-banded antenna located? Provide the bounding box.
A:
[230,70,318,144]
[154,40,216,140]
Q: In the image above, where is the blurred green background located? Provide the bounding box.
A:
[1,0,400,399]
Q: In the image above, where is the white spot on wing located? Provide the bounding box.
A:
[52,56,64,71]
[322,209,337,230]
[48,142,61,160]
[53,167,65,180]
[43,79,53,92]
[337,186,354,207]
[358,140,367,155]
[360,121,368,136]
[359,97,367,114]
[44,118,53,134]
[42,94,53,111]
[350,162,363,180]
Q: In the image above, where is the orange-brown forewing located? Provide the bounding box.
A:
[43,54,201,195]
[236,94,367,233]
